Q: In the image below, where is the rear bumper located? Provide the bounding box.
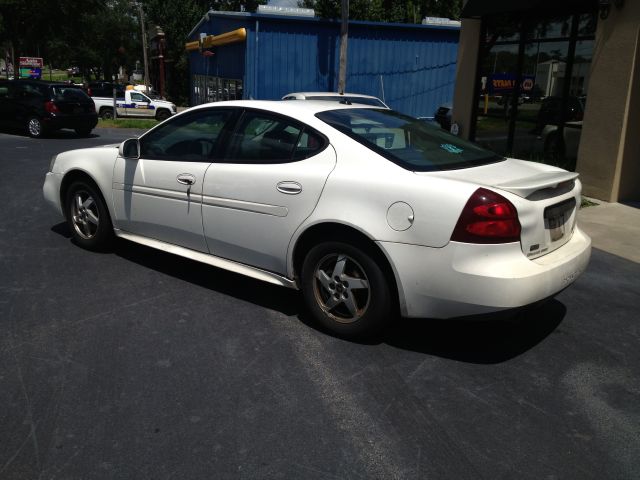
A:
[42,113,98,131]
[379,227,592,318]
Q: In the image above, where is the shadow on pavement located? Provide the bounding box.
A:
[0,126,100,139]
[382,300,566,364]
[51,223,565,363]
[112,237,301,316]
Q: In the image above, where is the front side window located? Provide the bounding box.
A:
[225,111,325,163]
[317,108,502,171]
[130,92,148,103]
[139,109,233,162]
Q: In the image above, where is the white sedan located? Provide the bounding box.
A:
[43,100,591,337]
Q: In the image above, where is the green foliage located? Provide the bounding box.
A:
[0,0,137,81]
[299,0,462,22]
[97,117,159,129]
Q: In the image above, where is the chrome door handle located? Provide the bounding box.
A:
[177,173,196,185]
[277,181,302,195]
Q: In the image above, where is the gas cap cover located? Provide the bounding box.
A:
[387,202,414,231]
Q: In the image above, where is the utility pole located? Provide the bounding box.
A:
[338,0,348,94]
[137,2,151,92]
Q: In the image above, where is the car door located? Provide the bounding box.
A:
[112,108,235,252]
[201,109,336,274]
[129,91,154,118]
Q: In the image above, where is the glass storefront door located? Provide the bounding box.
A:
[472,12,596,171]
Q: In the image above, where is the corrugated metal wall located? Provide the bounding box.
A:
[189,12,459,118]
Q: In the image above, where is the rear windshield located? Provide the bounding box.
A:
[316,108,503,171]
[304,95,387,108]
[50,86,91,101]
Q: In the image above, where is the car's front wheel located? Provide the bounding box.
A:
[65,180,113,251]
[156,109,171,121]
[301,241,392,338]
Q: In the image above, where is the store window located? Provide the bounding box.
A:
[193,75,243,105]
[473,11,596,171]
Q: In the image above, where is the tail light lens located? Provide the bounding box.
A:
[87,88,92,96]
[45,101,59,114]
[451,188,521,244]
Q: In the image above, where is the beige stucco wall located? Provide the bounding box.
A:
[451,19,481,140]
[576,3,640,202]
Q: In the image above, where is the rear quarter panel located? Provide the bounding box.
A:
[288,133,478,273]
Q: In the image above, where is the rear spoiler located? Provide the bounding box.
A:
[495,171,579,198]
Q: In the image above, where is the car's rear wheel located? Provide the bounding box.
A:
[27,117,45,138]
[65,180,113,251]
[100,108,114,120]
[301,241,391,338]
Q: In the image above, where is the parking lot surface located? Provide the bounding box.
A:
[1,128,639,479]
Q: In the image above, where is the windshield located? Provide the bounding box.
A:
[316,108,503,171]
[305,95,387,108]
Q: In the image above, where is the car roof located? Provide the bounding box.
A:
[187,99,378,117]
[284,92,382,99]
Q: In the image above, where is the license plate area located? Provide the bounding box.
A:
[544,197,576,242]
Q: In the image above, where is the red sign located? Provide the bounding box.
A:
[19,57,43,68]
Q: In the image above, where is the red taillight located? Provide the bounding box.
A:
[88,88,92,96]
[45,101,59,114]
[451,188,521,244]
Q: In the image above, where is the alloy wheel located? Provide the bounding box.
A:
[28,118,42,137]
[70,190,100,239]
[312,253,370,323]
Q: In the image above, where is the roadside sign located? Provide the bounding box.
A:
[19,67,42,79]
[488,73,535,94]
[19,57,44,68]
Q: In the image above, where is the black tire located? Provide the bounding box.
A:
[301,241,392,338]
[65,180,113,251]
[156,109,171,121]
[100,108,114,120]
[26,116,45,138]
[75,127,92,137]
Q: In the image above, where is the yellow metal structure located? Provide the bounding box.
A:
[185,28,247,51]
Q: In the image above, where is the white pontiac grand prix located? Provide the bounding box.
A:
[43,100,591,337]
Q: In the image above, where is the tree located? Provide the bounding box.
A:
[0,0,137,81]
[299,0,462,22]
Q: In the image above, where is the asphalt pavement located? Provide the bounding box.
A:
[1,127,639,479]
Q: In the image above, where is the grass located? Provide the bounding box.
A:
[97,118,159,129]
[580,196,599,208]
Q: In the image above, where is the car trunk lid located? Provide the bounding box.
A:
[418,158,581,259]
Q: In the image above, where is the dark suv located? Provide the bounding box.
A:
[0,79,97,138]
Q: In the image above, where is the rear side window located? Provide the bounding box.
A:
[50,86,91,101]
[316,108,503,171]
[225,111,326,164]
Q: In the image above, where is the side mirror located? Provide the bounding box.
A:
[119,138,140,159]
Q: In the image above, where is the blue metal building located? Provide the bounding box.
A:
[187,11,459,118]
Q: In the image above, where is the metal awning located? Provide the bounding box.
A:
[461,0,598,18]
